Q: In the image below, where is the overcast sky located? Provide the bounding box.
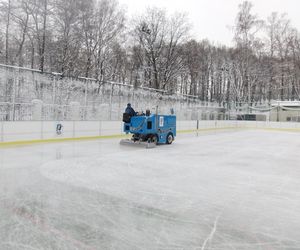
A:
[118,0,300,46]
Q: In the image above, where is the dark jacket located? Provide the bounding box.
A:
[125,106,136,117]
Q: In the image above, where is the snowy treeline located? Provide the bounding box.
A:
[0,0,300,105]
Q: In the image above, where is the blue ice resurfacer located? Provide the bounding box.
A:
[120,110,176,148]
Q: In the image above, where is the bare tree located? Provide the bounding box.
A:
[265,12,280,101]
[77,0,95,77]
[93,0,125,83]
[0,0,12,64]
[160,12,190,92]
[53,0,83,75]
[0,0,299,106]
[234,1,263,105]
[10,0,31,66]
[133,8,167,89]
[27,0,50,72]
[133,8,189,91]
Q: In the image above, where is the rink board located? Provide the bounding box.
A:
[0,120,300,146]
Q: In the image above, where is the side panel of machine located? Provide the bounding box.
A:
[131,116,156,134]
[156,115,176,143]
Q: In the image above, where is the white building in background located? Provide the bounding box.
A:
[270,101,300,122]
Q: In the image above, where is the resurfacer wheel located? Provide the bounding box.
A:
[166,133,173,144]
[152,135,158,145]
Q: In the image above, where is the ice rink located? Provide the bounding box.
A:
[0,129,300,250]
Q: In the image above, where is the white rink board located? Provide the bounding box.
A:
[73,121,100,137]
[1,120,300,143]
[43,121,74,139]
[100,121,123,136]
[176,120,197,130]
[2,121,42,142]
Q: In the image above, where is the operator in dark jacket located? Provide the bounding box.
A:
[125,103,136,117]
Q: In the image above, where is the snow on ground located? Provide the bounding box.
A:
[0,130,300,250]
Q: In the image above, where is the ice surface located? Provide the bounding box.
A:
[1,130,300,249]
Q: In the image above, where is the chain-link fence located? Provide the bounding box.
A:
[0,64,226,121]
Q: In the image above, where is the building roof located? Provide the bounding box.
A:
[271,101,300,107]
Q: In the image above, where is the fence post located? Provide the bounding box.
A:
[84,80,88,120]
[109,83,113,120]
[70,102,80,121]
[41,120,44,140]
[99,120,102,136]
[32,99,43,120]
[12,70,17,121]
[1,121,3,142]
[99,104,109,121]
[73,121,75,138]
[52,75,56,120]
